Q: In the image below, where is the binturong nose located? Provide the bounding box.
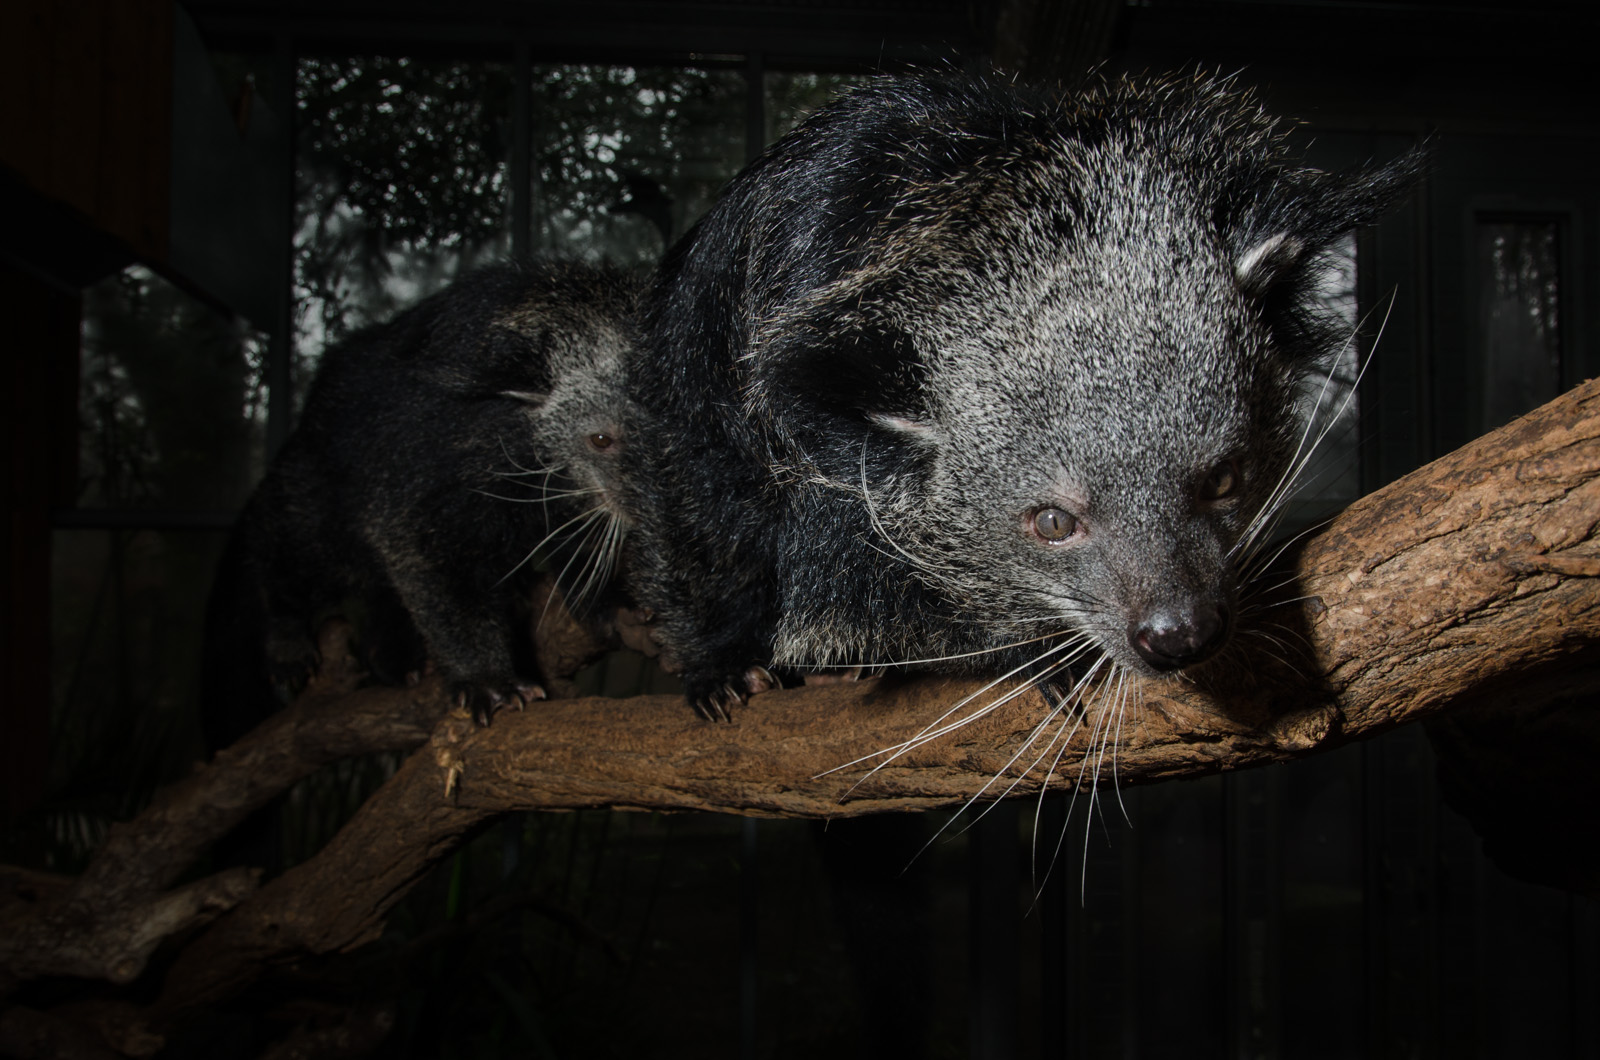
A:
[1129,603,1231,671]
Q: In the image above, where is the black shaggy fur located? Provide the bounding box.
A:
[623,73,1423,718]
[203,260,639,743]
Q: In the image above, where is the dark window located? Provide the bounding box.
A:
[1478,217,1562,431]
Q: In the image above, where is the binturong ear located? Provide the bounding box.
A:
[457,322,556,402]
[1234,231,1308,296]
[749,307,938,477]
[1237,142,1429,271]
[1228,143,1428,365]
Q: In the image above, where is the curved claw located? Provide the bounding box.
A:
[800,666,863,686]
[703,685,740,722]
[743,665,780,695]
[455,681,547,727]
[687,665,780,722]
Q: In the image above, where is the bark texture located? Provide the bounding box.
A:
[2,379,1598,1055]
[153,376,1600,1024]
[291,373,1600,820]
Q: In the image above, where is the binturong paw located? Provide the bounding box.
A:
[454,679,547,727]
[265,628,320,693]
[686,665,779,722]
[801,666,863,686]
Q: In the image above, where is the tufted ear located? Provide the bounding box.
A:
[751,305,938,477]
[1224,143,1426,366]
[1235,232,1307,296]
[1242,143,1428,263]
[866,410,944,448]
[459,323,555,402]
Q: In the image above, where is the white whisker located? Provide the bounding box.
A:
[820,634,1099,787]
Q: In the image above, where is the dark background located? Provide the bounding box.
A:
[3,1,1598,1056]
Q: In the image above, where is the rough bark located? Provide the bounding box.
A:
[0,622,451,989]
[0,580,621,1002]
[4,379,1599,1053]
[146,376,1600,1026]
[234,374,1600,819]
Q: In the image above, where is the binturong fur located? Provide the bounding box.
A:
[623,72,1424,719]
[203,260,639,743]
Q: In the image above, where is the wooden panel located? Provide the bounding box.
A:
[0,0,172,261]
[1,269,80,822]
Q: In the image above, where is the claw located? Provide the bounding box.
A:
[692,685,738,722]
[744,665,780,695]
[456,680,547,727]
[801,666,862,686]
[711,686,737,722]
[687,662,783,721]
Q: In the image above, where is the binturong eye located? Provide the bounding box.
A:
[1198,459,1241,501]
[587,432,616,451]
[1031,506,1079,542]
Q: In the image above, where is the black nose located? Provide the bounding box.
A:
[1129,604,1230,671]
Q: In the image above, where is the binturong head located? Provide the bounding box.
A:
[739,72,1425,680]
[488,263,641,614]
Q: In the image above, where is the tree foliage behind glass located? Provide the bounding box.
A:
[294,56,515,388]
[293,60,762,399]
[79,267,268,511]
[526,65,745,263]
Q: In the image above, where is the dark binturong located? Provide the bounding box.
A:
[203,260,640,747]
[623,72,1424,719]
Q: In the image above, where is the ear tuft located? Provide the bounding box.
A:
[1235,232,1306,295]
[867,411,942,447]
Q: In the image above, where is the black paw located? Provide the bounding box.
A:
[265,635,318,693]
[454,680,547,726]
[685,665,779,722]
[799,665,863,686]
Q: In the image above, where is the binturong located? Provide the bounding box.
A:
[203,260,639,742]
[623,72,1424,719]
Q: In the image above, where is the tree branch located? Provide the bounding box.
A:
[7,379,1600,1052]
[0,622,453,989]
[148,376,1600,1024]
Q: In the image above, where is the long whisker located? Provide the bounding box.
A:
[1235,289,1398,565]
[499,504,609,586]
[805,626,1090,673]
[473,484,604,504]
[820,634,1098,786]
[1028,677,1100,899]
[904,659,1093,865]
[857,439,961,577]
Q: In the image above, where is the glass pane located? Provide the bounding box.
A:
[1480,219,1561,430]
[48,529,226,865]
[764,70,870,143]
[525,65,747,264]
[294,56,515,392]
[78,266,269,511]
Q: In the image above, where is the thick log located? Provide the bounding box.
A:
[143,377,1600,1024]
[6,380,1598,1043]
[0,622,453,989]
[319,374,1600,819]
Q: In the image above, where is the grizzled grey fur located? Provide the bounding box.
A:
[624,73,1422,718]
[204,260,638,741]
